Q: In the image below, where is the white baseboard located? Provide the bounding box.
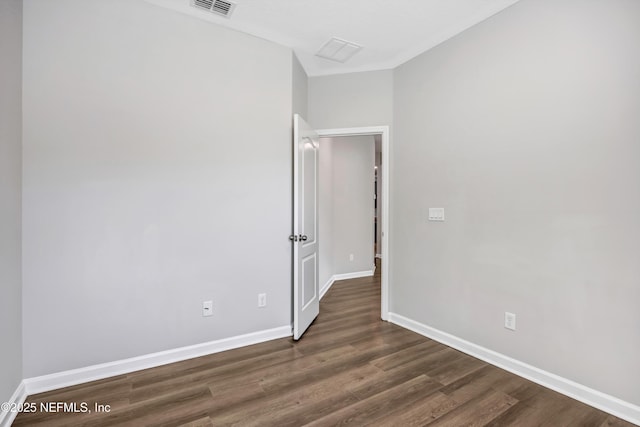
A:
[0,381,27,427]
[333,270,374,281]
[320,276,336,300]
[320,270,375,301]
[388,313,640,426]
[22,325,292,397]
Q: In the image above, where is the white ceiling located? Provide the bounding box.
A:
[145,0,521,76]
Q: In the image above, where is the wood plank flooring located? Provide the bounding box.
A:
[13,265,636,426]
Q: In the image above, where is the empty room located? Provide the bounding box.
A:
[1,0,639,425]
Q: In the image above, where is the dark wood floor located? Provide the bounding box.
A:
[14,265,636,426]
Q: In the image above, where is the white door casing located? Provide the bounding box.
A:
[292,114,320,340]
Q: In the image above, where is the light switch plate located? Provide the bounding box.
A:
[428,208,445,221]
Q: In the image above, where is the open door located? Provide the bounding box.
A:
[291,114,319,340]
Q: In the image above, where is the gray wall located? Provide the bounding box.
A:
[319,136,375,280]
[308,71,393,286]
[318,139,334,288]
[332,136,376,275]
[22,0,293,377]
[308,70,393,129]
[392,0,640,406]
[0,0,23,407]
[292,53,308,119]
[308,70,392,279]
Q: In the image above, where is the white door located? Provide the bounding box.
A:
[292,114,319,340]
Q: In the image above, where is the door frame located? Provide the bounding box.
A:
[316,125,390,321]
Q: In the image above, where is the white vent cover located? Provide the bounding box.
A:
[192,0,236,18]
[315,37,362,63]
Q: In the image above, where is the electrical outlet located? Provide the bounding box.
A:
[202,300,213,317]
[258,293,267,308]
[504,312,516,331]
[349,254,354,261]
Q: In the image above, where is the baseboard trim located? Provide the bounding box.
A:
[22,325,292,397]
[320,276,336,300]
[0,381,27,427]
[388,313,640,426]
[320,270,375,301]
[333,270,374,281]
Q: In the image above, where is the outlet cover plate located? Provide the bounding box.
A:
[505,312,516,330]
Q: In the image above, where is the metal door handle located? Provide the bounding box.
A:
[300,235,308,241]
[289,235,298,242]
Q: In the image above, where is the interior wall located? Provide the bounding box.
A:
[319,136,375,279]
[332,136,376,275]
[292,53,308,119]
[0,0,23,407]
[392,0,640,406]
[22,0,293,378]
[318,139,334,289]
[308,70,393,129]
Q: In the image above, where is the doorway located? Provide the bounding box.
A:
[317,126,390,321]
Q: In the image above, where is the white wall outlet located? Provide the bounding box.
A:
[428,208,445,221]
[202,300,213,317]
[349,254,354,261]
[504,312,516,331]
[258,293,267,308]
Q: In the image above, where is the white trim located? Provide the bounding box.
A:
[317,126,390,321]
[375,253,382,259]
[0,381,27,427]
[320,269,376,301]
[22,325,291,396]
[333,270,374,281]
[320,276,336,300]
[388,313,640,426]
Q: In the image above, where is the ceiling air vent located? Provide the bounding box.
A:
[315,37,362,63]
[192,0,236,18]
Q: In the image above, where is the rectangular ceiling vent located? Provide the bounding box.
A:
[316,37,362,63]
[192,0,236,18]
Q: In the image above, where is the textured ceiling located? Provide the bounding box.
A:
[145,0,521,76]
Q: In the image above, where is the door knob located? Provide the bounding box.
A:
[300,235,308,241]
[289,235,298,242]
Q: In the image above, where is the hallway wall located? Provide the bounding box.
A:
[319,136,376,287]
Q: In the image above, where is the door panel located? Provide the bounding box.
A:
[302,254,317,309]
[292,114,320,340]
[303,145,317,243]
